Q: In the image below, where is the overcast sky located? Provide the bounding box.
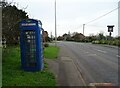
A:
[8,0,119,37]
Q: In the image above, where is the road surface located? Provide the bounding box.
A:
[56,41,119,86]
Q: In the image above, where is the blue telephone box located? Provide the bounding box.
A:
[19,19,44,71]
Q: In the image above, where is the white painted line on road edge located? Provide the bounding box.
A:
[85,52,89,54]
[116,55,120,58]
[96,49,107,53]
[72,60,87,86]
[87,54,97,56]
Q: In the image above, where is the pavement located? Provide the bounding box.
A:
[46,44,86,86]
[46,41,119,86]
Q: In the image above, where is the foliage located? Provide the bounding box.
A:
[60,32,85,41]
[92,39,120,46]
[59,32,120,46]
[84,36,96,42]
[44,43,49,47]
[97,33,106,40]
[2,1,28,45]
[2,46,56,86]
[46,37,52,42]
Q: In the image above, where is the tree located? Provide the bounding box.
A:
[86,34,97,42]
[2,0,28,45]
[97,33,106,40]
[43,31,52,42]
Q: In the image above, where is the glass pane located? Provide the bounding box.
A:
[23,30,36,67]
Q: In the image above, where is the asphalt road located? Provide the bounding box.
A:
[57,41,119,86]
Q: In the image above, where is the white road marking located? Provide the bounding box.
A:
[87,54,97,56]
[84,52,89,54]
[96,49,107,53]
[116,55,120,58]
[72,60,87,86]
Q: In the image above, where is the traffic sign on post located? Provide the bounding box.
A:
[107,25,114,38]
[107,25,114,32]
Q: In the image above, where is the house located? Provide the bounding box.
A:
[72,33,85,41]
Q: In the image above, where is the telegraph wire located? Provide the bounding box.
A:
[85,6,120,25]
[57,24,83,31]
[86,24,105,28]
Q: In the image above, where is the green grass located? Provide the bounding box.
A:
[2,46,56,86]
[44,46,59,59]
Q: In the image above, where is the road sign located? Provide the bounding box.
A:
[107,25,114,32]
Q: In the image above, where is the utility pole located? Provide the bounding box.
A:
[118,2,120,86]
[55,0,57,45]
[51,31,52,41]
[83,24,85,35]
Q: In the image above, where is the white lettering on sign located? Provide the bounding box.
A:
[21,23,36,26]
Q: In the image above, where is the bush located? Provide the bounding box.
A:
[44,43,49,47]
[92,38,120,46]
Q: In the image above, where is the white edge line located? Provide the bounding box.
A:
[116,55,120,58]
[96,49,107,53]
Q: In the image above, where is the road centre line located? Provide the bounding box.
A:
[87,54,97,56]
[116,55,120,58]
[84,52,89,54]
[95,49,107,53]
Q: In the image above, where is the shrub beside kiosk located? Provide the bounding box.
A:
[19,19,44,71]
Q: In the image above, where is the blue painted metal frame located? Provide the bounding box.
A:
[19,19,44,71]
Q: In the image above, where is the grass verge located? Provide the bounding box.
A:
[2,46,56,86]
[44,46,59,59]
[92,40,120,46]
